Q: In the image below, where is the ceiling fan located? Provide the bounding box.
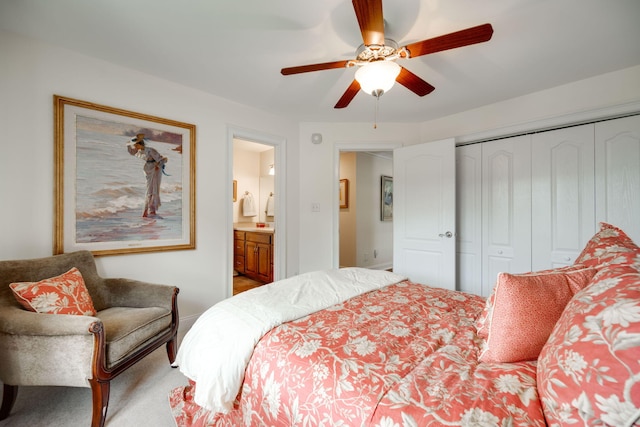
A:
[281,0,494,109]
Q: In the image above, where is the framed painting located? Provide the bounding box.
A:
[54,95,196,256]
[233,180,238,202]
[339,179,349,209]
[381,175,393,221]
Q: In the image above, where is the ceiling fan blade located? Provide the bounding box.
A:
[396,67,435,96]
[281,60,351,75]
[334,80,361,109]
[352,0,385,46]
[403,23,493,58]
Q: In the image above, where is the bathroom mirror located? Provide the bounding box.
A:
[259,175,274,223]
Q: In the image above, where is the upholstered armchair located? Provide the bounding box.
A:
[0,250,179,427]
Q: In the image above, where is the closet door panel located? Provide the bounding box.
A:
[595,115,640,243]
[531,124,595,270]
[482,135,532,295]
[456,144,482,295]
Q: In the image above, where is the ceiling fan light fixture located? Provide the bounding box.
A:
[355,60,401,97]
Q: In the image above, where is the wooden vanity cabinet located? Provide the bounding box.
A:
[233,231,246,274]
[234,230,273,283]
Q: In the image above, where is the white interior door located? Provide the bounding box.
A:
[595,114,640,243]
[393,138,456,290]
[481,135,532,294]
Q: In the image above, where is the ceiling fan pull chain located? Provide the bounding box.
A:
[374,93,379,129]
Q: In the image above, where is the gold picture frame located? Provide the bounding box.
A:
[339,179,349,209]
[54,95,196,256]
[233,180,238,202]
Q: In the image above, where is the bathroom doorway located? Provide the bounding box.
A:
[227,126,286,298]
[233,139,274,294]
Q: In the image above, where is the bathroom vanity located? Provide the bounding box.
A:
[234,228,274,284]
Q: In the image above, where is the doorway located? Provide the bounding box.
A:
[337,148,394,270]
[228,126,286,298]
[233,139,274,294]
[335,139,457,290]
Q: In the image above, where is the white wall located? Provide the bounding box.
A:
[233,148,261,224]
[0,30,300,327]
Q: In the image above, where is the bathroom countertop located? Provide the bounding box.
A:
[234,227,275,233]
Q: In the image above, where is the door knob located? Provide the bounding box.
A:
[439,231,453,238]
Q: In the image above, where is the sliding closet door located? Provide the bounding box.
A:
[456,144,482,295]
[595,114,640,243]
[531,124,595,270]
[482,135,532,295]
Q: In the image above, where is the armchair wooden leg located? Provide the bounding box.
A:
[0,384,18,420]
[167,335,178,365]
[89,379,110,427]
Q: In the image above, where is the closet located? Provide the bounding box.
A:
[456,114,640,296]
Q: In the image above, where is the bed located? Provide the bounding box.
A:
[170,223,640,427]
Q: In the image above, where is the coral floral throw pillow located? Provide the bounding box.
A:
[10,267,97,315]
[538,265,640,426]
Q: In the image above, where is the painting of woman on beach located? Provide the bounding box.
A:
[127,133,169,218]
[54,96,195,255]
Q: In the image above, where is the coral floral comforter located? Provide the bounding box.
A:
[170,281,546,426]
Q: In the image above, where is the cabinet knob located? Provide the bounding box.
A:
[498,250,503,255]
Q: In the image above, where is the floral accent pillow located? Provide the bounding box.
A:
[10,267,97,315]
[537,264,640,427]
[575,222,640,268]
[478,267,596,363]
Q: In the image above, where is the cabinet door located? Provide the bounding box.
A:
[245,240,259,276]
[255,243,272,283]
[595,115,640,243]
[456,144,482,295]
[531,124,595,270]
[245,239,272,283]
[482,135,532,295]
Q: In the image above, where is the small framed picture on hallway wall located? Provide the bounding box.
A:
[339,179,349,209]
[53,95,196,256]
[381,175,393,221]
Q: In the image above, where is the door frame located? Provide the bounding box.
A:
[332,142,401,269]
[227,126,287,298]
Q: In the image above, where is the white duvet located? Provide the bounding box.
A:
[174,267,407,414]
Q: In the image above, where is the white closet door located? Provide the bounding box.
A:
[531,124,595,270]
[456,144,482,295]
[595,115,640,243]
[482,135,532,295]
[393,139,456,290]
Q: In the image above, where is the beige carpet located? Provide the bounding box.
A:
[0,347,189,427]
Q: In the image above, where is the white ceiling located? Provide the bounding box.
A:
[1,0,639,124]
